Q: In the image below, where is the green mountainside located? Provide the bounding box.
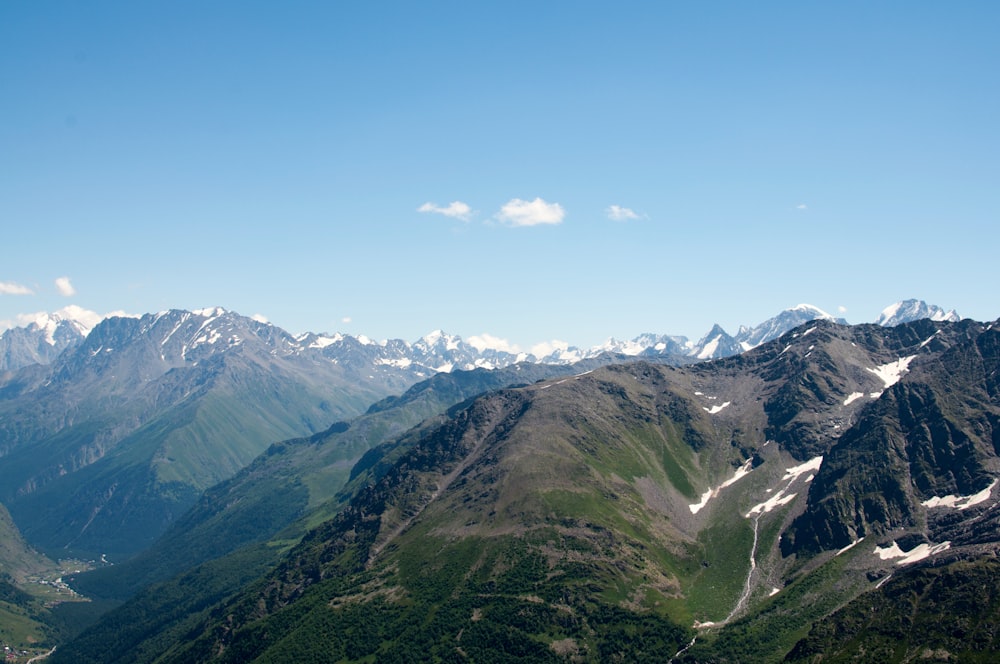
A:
[45,319,1000,661]
[0,310,413,560]
[785,556,1000,663]
[69,361,591,601]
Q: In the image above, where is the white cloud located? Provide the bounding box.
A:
[104,309,139,320]
[54,304,104,329]
[342,316,352,324]
[606,205,642,221]
[8,305,105,332]
[838,305,848,314]
[496,198,565,227]
[796,204,808,210]
[530,339,570,357]
[467,333,521,354]
[0,281,33,295]
[55,276,76,296]
[251,313,269,324]
[418,201,472,221]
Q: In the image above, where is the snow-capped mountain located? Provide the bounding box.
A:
[689,324,745,360]
[0,307,442,559]
[876,299,960,327]
[67,314,1000,663]
[0,306,101,372]
[736,303,846,351]
[592,304,846,362]
[0,299,976,568]
[0,300,963,377]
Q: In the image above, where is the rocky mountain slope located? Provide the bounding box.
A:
[68,359,609,601]
[52,316,1000,662]
[0,308,95,372]
[0,302,885,562]
[0,308,440,560]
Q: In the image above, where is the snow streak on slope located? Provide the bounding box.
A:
[703,401,731,415]
[689,459,754,514]
[922,479,997,510]
[874,540,952,566]
[746,456,823,517]
[866,356,916,389]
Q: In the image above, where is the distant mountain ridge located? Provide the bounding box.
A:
[876,298,960,327]
[0,299,959,374]
[0,308,442,559]
[0,307,99,372]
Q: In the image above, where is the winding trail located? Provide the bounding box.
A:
[27,646,56,663]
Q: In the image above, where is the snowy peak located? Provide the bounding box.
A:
[0,306,102,372]
[735,304,845,351]
[0,300,972,377]
[693,324,742,360]
[686,305,843,360]
[876,299,960,327]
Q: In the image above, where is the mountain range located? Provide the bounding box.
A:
[0,299,961,376]
[47,313,999,663]
[0,300,962,562]
[0,297,988,661]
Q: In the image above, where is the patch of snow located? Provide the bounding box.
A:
[837,537,865,556]
[309,334,344,349]
[919,332,940,349]
[435,362,454,373]
[746,489,797,516]
[720,459,754,489]
[782,456,823,481]
[689,459,754,514]
[769,587,781,597]
[844,392,865,405]
[746,456,823,517]
[377,357,413,369]
[160,316,189,347]
[697,336,721,360]
[193,306,226,318]
[874,540,951,566]
[195,329,222,345]
[922,479,996,510]
[703,401,731,415]
[688,489,714,515]
[866,355,916,388]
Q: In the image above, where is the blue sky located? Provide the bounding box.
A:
[2,2,997,350]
